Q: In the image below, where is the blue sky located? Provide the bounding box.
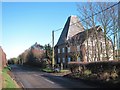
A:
[2,2,80,59]
[1,1,119,59]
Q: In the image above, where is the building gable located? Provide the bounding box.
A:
[56,15,84,46]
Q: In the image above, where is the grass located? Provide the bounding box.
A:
[42,67,54,73]
[42,67,70,74]
[60,70,69,73]
[2,67,17,88]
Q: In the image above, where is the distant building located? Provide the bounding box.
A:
[55,15,113,69]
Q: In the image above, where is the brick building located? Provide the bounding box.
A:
[55,15,113,69]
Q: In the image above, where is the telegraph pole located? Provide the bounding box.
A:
[52,30,55,68]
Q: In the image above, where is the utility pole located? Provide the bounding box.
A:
[52,30,55,68]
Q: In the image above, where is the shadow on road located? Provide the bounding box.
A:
[10,64,97,88]
[41,73,97,88]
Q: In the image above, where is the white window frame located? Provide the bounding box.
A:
[77,45,80,51]
[58,48,60,53]
[63,58,65,63]
[58,58,60,63]
[67,47,70,53]
[68,57,71,62]
[62,48,65,53]
[78,57,81,62]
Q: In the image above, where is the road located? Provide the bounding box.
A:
[10,65,96,89]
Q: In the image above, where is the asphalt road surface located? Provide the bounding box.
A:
[10,65,96,89]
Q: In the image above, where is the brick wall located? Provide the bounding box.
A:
[0,47,7,69]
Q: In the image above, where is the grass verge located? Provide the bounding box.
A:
[42,68,53,73]
[2,67,17,88]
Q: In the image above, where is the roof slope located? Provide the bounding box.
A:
[56,15,84,46]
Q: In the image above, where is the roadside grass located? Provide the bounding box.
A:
[42,67,70,74]
[2,67,17,88]
[60,70,70,73]
[42,67,54,73]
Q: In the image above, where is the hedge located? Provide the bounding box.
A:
[68,61,120,74]
[85,61,120,73]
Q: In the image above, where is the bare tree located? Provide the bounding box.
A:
[77,4,90,62]
[76,2,119,61]
[109,5,118,60]
[97,2,116,60]
[77,2,101,61]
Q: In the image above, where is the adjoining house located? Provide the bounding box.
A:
[55,15,113,69]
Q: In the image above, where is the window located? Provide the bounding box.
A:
[77,45,80,51]
[62,48,65,53]
[63,58,65,63]
[58,58,60,63]
[78,57,81,62]
[58,48,60,53]
[119,37,120,49]
[67,47,70,53]
[68,57,71,62]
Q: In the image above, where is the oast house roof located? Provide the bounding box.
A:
[56,15,84,46]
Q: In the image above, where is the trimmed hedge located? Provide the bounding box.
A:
[85,61,120,74]
[68,62,87,73]
[68,61,120,74]
[68,60,120,85]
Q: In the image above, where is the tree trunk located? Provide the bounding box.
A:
[104,27,109,60]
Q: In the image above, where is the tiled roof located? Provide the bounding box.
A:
[56,15,84,46]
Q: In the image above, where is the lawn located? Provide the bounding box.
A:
[2,67,17,88]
